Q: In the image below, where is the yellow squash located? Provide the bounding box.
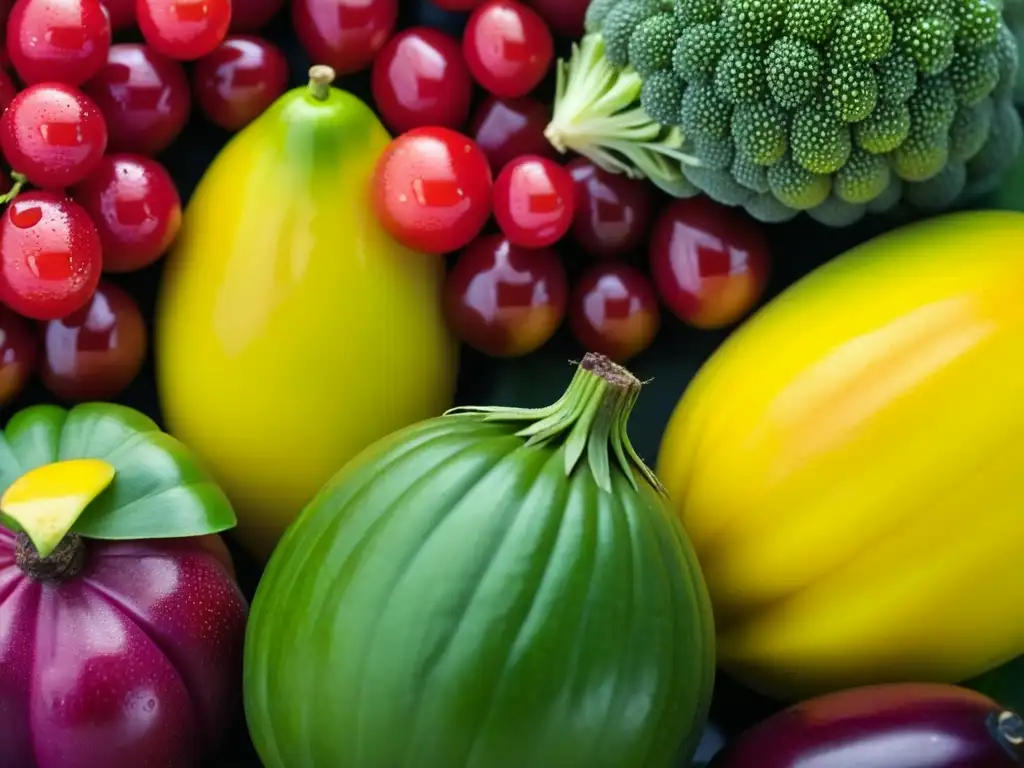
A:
[657,211,1024,701]
[156,68,458,563]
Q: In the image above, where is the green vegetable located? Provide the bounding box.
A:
[545,0,1023,224]
[244,354,716,768]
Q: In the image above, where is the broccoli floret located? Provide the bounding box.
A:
[785,0,842,42]
[586,0,626,33]
[949,98,995,160]
[907,73,958,131]
[875,50,918,103]
[830,3,894,63]
[744,191,802,221]
[854,100,912,152]
[834,146,892,202]
[947,49,1001,105]
[681,81,734,137]
[674,22,725,79]
[791,104,852,172]
[956,0,1001,49]
[867,176,904,212]
[808,195,868,226]
[768,153,833,207]
[630,13,683,76]
[897,15,957,74]
[732,154,772,191]
[721,0,787,45]
[889,123,950,180]
[715,48,768,103]
[903,159,967,207]
[675,0,721,24]
[828,60,880,121]
[767,37,823,108]
[732,101,789,164]
[684,164,755,204]
[641,70,686,123]
[966,98,1024,192]
[693,134,737,168]
[994,22,1020,99]
[605,0,665,65]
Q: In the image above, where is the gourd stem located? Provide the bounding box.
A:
[15,532,86,583]
[445,352,664,495]
[308,65,336,101]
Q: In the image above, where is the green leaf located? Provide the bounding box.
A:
[0,402,237,542]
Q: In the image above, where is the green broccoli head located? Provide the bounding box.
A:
[545,0,1022,226]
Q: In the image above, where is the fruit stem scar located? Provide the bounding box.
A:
[308,65,337,101]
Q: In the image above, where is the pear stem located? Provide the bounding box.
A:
[308,65,336,101]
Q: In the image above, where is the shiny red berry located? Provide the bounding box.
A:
[193,35,289,131]
[1,83,108,188]
[293,0,398,76]
[463,0,553,99]
[6,0,112,86]
[494,155,575,249]
[137,0,231,61]
[568,158,654,260]
[570,263,661,363]
[230,0,285,32]
[467,95,558,175]
[0,305,37,405]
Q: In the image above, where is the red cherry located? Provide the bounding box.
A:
[570,263,661,363]
[567,158,655,260]
[39,279,147,402]
[137,0,231,61]
[372,127,494,255]
[467,95,558,175]
[0,305,37,404]
[83,43,191,156]
[444,234,567,357]
[524,0,588,37]
[230,0,285,32]
[649,197,771,330]
[71,153,182,274]
[293,0,398,76]
[0,191,103,321]
[494,154,575,249]
[463,0,553,99]
[371,27,473,135]
[0,69,16,116]
[193,35,289,131]
[6,0,112,86]
[0,83,108,188]
[101,0,136,30]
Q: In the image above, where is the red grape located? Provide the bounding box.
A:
[230,0,285,32]
[650,197,771,329]
[524,0,588,37]
[83,43,191,156]
[293,0,398,76]
[444,234,567,357]
[101,0,136,30]
[371,27,472,135]
[493,155,575,249]
[193,35,289,131]
[0,69,16,116]
[39,279,147,402]
[6,0,112,86]
[71,153,182,274]
[467,95,558,175]
[137,0,231,61]
[0,191,103,320]
[0,83,108,188]
[570,263,660,363]
[372,127,494,255]
[568,158,654,260]
[0,305,37,404]
[463,0,553,99]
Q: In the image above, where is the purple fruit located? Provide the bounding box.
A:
[710,683,1024,768]
[0,529,247,767]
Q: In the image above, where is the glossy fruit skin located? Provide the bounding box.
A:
[84,43,191,157]
[244,372,715,768]
[0,192,103,320]
[568,158,654,260]
[649,197,770,329]
[39,280,147,402]
[370,27,472,135]
[525,0,588,37]
[710,684,1023,768]
[229,0,285,31]
[468,95,557,175]
[0,305,37,404]
[100,0,136,30]
[0,83,108,188]
[137,0,231,61]
[570,263,660,363]
[0,403,247,768]
[7,0,111,86]
[72,153,182,274]
[463,0,553,98]
[156,79,458,563]
[372,127,494,255]
[193,35,289,131]
[292,0,398,76]
[444,234,567,357]
[656,211,1024,702]
[494,155,575,249]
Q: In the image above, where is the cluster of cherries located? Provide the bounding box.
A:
[366,0,773,362]
[0,0,291,405]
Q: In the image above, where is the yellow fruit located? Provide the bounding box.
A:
[156,69,458,563]
[657,211,1024,701]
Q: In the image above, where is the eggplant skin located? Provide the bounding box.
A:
[710,683,1023,768]
[243,415,716,768]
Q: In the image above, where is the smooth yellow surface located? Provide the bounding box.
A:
[1,459,116,557]
[656,211,1024,701]
[155,84,458,564]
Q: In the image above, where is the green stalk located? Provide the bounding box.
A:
[446,352,663,495]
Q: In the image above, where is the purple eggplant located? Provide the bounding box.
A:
[709,683,1024,768]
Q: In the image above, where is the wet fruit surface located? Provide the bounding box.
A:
[6,0,112,86]
[137,0,232,61]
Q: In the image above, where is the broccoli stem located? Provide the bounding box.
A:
[544,33,702,198]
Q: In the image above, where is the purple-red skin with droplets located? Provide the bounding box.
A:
[0,528,248,768]
[709,683,1024,768]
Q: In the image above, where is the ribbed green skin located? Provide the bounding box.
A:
[243,414,715,768]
